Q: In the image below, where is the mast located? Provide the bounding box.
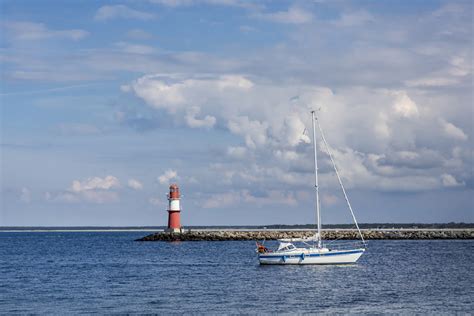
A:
[311,111,322,248]
[315,118,366,246]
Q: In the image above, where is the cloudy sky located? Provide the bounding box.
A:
[1,0,472,226]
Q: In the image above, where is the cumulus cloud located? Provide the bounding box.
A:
[95,5,155,21]
[126,73,471,194]
[228,116,268,149]
[3,21,88,41]
[71,176,120,192]
[46,176,122,204]
[441,173,464,187]
[185,106,216,128]
[158,169,179,184]
[69,176,121,203]
[439,119,468,141]
[391,91,419,118]
[128,179,144,190]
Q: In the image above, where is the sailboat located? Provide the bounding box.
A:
[257,111,366,265]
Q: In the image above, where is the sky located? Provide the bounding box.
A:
[0,0,472,226]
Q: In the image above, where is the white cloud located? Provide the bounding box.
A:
[441,173,464,187]
[3,21,88,41]
[228,116,268,149]
[392,91,419,118]
[282,114,311,146]
[254,7,312,24]
[126,75,427,153]
[95,5,155,21]
[185,106,216,128]
[126,74,472,193]
[128,179,144,190]
[439,119,468,141]
[69,176,121,203]
[71,176,120,192]
[45,176,121,204]
[374,112,391,139]
[275,150,299,161]
[124,74,253,114]
[158,169,178,184]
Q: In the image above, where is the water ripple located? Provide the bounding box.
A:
[0,233,472,313]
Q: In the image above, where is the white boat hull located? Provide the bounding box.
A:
[258,248,365,265]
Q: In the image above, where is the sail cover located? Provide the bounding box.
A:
[277,242,294,251]
[278,233,320,243]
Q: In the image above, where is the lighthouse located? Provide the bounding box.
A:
[165,184,183,233]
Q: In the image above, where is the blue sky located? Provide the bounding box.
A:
[1,0,472,226]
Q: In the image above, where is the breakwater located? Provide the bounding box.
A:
[136,229,474,241]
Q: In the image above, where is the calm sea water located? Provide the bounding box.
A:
[0,232,472,314]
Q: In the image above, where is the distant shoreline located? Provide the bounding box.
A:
[1,222,473,232]
[2,228,474,233]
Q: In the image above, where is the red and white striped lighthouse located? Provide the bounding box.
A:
[165,184,182,233]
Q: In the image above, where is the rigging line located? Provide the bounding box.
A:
[314,116,366,246]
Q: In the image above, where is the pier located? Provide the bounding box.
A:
[136,229,474,241]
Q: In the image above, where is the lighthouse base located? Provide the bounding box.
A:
[165,227,184,233]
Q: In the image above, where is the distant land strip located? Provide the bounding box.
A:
[137,229,474,241]
[1,222,474,231]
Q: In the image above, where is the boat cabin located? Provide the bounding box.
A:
[277,242,297,252]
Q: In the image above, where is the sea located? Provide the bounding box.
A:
[0,232,472,314]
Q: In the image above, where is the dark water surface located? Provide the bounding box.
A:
[1,232,472,314]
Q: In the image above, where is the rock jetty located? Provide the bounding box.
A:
[136,229,474,241]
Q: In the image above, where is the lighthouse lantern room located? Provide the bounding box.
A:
[165,184,183,233]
